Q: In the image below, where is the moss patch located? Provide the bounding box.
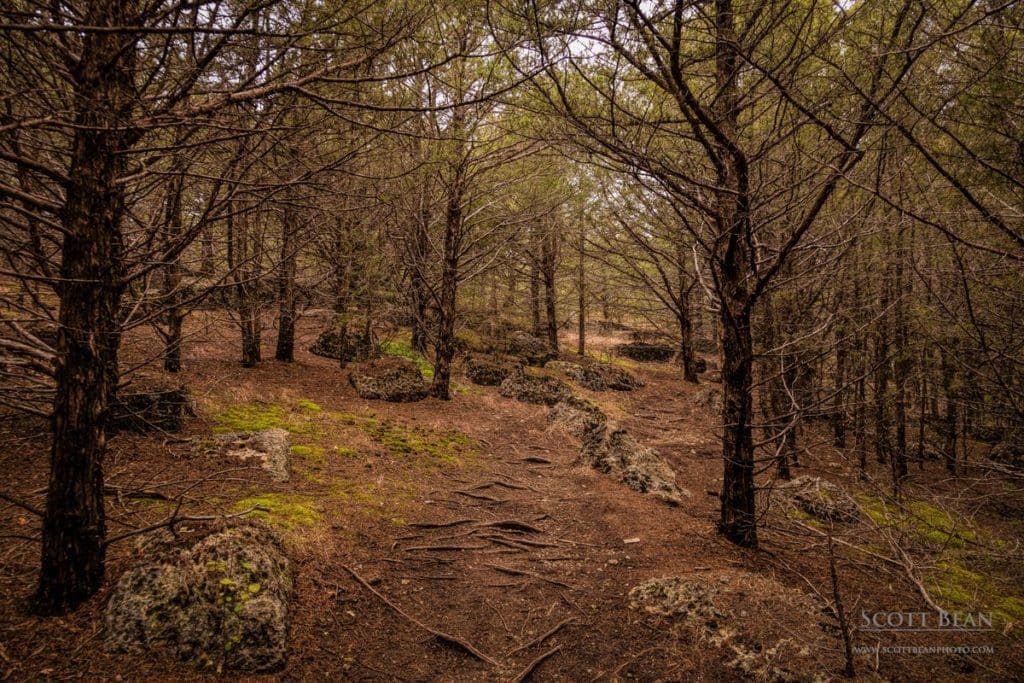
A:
[234,493,320,530]
[296,399,322,413]
[214,404,288,433]
[380,336,434,379]
[365,419,477,467]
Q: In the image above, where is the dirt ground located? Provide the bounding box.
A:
[1,311,1022,681]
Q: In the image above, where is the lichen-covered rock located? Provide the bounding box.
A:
[614,342,674,362]
[554,360,643,392]
[581,425,688,505]
[465,355,520,386]
[110,382,192,433]
[548,396,607,439]
[504,331,557,366]
[499,371,573,406]
[105,523,293,673]
[349,357,428,402]
[309,328,376,363]
[629,576,722,620]
[775,476,859,522]
[694,387,723,412]
[214,429,290,481]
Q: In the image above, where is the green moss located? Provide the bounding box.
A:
[365,419,477,467]
[786,508,824,529]
[380,336,434,378]
[289,444,325,465]
[234,493,320,529]
[214,403,288,433]
[334,446,358,458]
[296,399,322,413]
[995,597,1024,624]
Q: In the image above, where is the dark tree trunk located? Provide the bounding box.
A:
[35,0,136,614]
[577,226,586,356]
[410,200,430,354]
[162,173,185,373]
[832,328,847,448]
[430,171,463,401]
[541,226,558,351]
[873,279,891,465]
[676,244,699,382]
[529,255,541,337]
[714,0,757,549]
[275,201,298,362]
[940,345,958,474]
[891,235,909,488]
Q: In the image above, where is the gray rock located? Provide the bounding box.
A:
[216,429,290,481]
[309,327,376,363]
[110,382,193,433]
[694,387,723,411]
[505,331,557,366]
[581,424,688,505]
[499,371,573,406]
[548,396,607,439]
[105,523,293,673]
[614,342,674,362]
[349,357,428,402]
[774,475,859,522]
[465,355,520,386]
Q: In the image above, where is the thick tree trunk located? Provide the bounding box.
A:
[35,0,136,614]
[275,201,298,362]
[529,257,541,337]
[714,0,757,548]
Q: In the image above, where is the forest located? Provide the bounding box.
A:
[0,0,1022,679]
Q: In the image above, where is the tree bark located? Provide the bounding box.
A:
[274,200,298,362]
[577,225,586,356]
[162,172,185,372]
[35,0,136,614]
[430,168,463,400]
[541,224,558,351]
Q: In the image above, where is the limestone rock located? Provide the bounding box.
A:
[504,331,557,366]
[614,342,674,362]
[110,382,192,433]
[309,327,376,363]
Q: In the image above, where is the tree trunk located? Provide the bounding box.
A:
[430,171,463,401]
[162,172,185,373]
[676,243,699,382]
[410,198,430,353]
[714,0,757,549]
[35,0,136,614]
[541,226,558,351]
[529,254,541,337]
[577,225,586,356]
[274,201,298,362]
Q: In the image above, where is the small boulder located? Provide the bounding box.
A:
[774,476,859,522]
[465,355,520,386]
[581,425,688,505]
[105,522,293,673]
[214,429,290,481]
[505,331,557,366]
[555,360,643,392]
[499,371,573,406]
[614,342,674,362]
[349,357,428,402]
[309,328,376,363]
[548,396,607,439]
[110,382,192,433]
[694,387,723,412]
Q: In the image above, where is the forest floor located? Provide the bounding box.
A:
[1,311,1023,681]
